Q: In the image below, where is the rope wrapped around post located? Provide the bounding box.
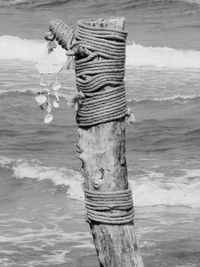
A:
[48,19,135,225]
[84,186,134,224]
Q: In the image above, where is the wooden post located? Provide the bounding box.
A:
[76,18,144,267]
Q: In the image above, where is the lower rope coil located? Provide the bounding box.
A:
[84,187,134,225]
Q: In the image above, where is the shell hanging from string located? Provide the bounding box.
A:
[34,30,65,124]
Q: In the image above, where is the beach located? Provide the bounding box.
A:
[1,0,200,266]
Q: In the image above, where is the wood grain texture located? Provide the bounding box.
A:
[76,18,144,267]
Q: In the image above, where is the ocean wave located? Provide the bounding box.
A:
[128,94,200,104]
[0,156,84,200]
[13,161,84,200]
[1,35,200,68]
[0,156,14,167]
[1,0,198,8]
[0,0,167,8]
[0,88,199,109]
[0,0,70,8]
[0,88,75,106]
[130,177,200,208]
[182,0,200,4]
[1,155,200,208]
[126,43,200,68]
[0,89,33,97]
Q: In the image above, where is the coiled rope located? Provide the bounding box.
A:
[84,187,134,224]
[49,19,128,126]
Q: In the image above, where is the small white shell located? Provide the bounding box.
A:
[52,83,61,91]
[35,94,47,105]
[44,114,53,124]
[74,102,79,111]
[53,100,60,108]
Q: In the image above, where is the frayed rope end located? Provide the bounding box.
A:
[126,108,136,124]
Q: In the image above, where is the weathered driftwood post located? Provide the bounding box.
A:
[47,17,144,267]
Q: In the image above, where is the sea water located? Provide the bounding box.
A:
[0,0,200,266]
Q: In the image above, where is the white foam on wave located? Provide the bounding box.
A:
[128,94,200,104]
[182,0,200,4]
[130,179,200,208]
[126,42,200,68]
[0,156,14,167]
[1,155,200,208]
[12,160,84,200]
[0,155,83,200]
[152,94,200,102]
[0,0,28,6]
[2,35,200,68]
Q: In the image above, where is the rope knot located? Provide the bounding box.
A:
[44,30,55,41]
[69,91,85,111]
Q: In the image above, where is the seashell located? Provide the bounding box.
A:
[35,94,47,105]
[53,100,60,108]
[74,102,79,111]
[52,83,61,91]
[44,114,53,124]
[45,101,52,113]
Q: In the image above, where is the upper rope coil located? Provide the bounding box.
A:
[49,19,128,127]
